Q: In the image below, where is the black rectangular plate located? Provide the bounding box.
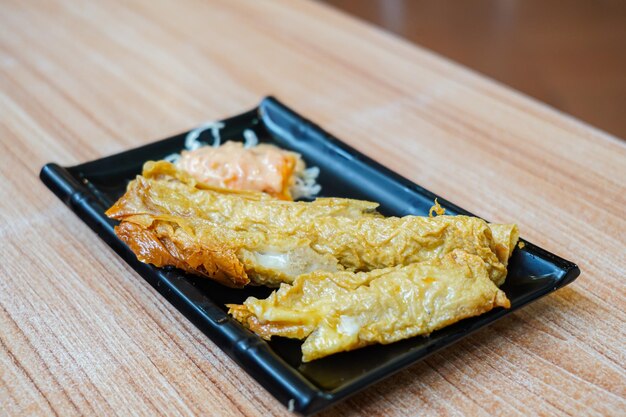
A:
[40,96,580,415]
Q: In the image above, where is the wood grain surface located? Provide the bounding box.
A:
[0,0,624,416]
[319,0,626,140]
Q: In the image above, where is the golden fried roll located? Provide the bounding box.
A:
[108,162,518,287]
[228,250,510,362]
[113,209,517,287]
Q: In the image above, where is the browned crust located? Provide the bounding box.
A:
[226,304,312,340]
[115,221,249,288]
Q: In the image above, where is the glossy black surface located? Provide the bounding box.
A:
[40,97,580,415]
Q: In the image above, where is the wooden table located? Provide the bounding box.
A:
[1,0,624,415]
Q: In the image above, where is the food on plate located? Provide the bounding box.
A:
[107,147,519,360]
[175,141,320,200]
[228,250,510,362]
[107,162,518,287]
